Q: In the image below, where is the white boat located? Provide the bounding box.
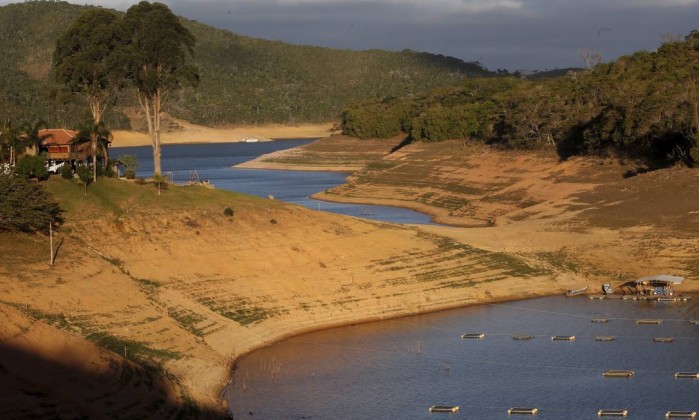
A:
[603,283,614,295]
[241,137,259,143]
[565,286,588,297]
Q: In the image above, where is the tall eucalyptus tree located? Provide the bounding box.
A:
[53,8,123,182]
[120,1,198,176]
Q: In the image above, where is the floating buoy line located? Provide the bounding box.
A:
[291,302,698,418]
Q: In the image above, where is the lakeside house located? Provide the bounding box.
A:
[38,128,110,170]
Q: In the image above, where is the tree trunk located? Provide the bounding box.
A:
[92,135,98,182]
[153,88,162,176]
[138,90,162,177]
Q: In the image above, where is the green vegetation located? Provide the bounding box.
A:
[119,2,198,175]
[14,154,49,180]
[0,174,62,233]
[0,1,491,129]
[342,32,699,167]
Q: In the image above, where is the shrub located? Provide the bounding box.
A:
[0,174,63,233]
[60,163,73,179]
[223,207,234,217]
[76,164,92,195]
[15,155,49,180]
[119,154,138,179]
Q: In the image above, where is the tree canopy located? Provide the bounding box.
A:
[120,1,198,175]
[0,174,62,233]
[341,31,699,167]
[0,1,488,128]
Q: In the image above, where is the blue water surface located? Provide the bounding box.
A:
[113,140,435,224]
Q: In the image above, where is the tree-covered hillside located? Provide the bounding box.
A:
[342,32,699,166]
[0,1,492,129]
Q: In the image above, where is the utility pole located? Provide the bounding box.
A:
[49,222,54,266]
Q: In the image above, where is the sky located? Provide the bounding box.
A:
[5,0,699,71]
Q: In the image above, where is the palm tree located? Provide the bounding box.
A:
[0,121,23,167]
[76,120,112,182]
[19,120,51,157]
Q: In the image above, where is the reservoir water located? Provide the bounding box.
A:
[115,140,698,419]
[225,296,698,419]
[113,140,435,224]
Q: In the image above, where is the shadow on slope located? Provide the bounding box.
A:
[0,340,226,419]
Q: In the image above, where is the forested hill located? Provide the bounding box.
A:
[342,31,699,166]
[0,1,492,129]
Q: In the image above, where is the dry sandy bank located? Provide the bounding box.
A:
[111,120,333,148]
[3,134,699,417]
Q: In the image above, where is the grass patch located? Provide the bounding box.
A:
[168,307,206,336]
[86,331,182,361]
[198,295,284,326]
[534,250,579,273]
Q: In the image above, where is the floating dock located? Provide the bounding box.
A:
[598,409,629,416]
[603,370,635,378]
[507,407,538,415]
[636,319,663,324]
[429,405,459,413]
[675,372,699,379]
[622,295,637,300]
[551,335,575,341]
[461,333,485,339]
[591,318,609,323]
[654,337,674,343]
[666,411,697,418]
[596,336,616,342]
[512,335,533,340]
[589,295,606,300]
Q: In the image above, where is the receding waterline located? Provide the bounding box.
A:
[114,140,436,224]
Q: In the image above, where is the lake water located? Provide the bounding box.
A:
[225,296,699,420]
[113,140,435,224]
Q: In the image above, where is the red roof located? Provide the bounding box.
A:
[39,129,79,146]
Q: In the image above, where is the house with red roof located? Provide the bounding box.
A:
[39,129,91,163]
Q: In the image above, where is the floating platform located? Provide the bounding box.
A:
[591,318,609,323]
[666,411,697,418]
[512,335,534,340]
[588,294,637,300]
[654,337,674,343]
[636,319,663,324]
[598,409,629,416]
[603,370,635,378]
[596,336,616,342]
[461,333,485,339]
[675,372,699,379]
[551,335,575,341]
[507,407,538,415]
[429,405,459,413]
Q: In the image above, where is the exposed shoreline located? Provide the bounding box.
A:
[5,134,698,418]
[111,122,333,148]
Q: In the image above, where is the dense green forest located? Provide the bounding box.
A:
[0,1,492,129]
[342,32,699,165]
